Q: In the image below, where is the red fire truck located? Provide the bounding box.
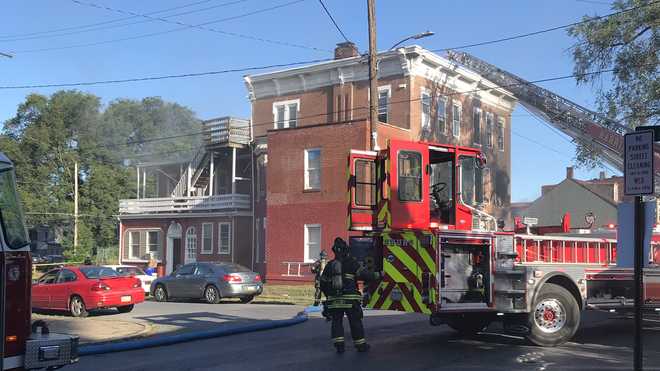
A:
[0,152,78,370]
[347,140,660,346]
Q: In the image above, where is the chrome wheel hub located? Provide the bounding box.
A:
[534,299,566,334]
[206,288,216,302]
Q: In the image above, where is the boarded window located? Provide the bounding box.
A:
[398,151,422,202]
[355,159,376,207]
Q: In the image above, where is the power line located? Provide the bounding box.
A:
[430,0,659,52]
[317,0,350,43]
[0,0,244,42]
[27,0,327,54]
[0,58,333,89]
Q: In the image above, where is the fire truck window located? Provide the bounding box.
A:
[354,159,376,207]
[0,169,29,249]
[398,151,422,201]
[460,156,484,206]
[38,270,60,284]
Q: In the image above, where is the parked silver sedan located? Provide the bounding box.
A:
[150,262,263,304]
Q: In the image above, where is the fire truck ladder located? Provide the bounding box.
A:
[447,51,660,176]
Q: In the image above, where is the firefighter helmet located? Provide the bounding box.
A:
[332,237,349,256]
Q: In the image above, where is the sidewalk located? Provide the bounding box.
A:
[32,313,154,344]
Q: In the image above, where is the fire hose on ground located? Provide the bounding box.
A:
[77,306,320,356]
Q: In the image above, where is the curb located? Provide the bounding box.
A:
[78,309,314,356]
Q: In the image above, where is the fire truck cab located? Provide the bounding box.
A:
[347,140,659,347]
[0,152,78,370]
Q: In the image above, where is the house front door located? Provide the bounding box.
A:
[172,238,182,271]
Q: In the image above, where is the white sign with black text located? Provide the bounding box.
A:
[624,130,654,195]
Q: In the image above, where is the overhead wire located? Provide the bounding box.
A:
[0,0,246,42]
[317,0,350,43]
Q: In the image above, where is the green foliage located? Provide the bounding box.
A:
[568,0,659,166]
[1,91,201,259]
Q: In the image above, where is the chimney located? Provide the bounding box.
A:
[599,171,606,180]
[566,166,574,180]
[334,42,359,60]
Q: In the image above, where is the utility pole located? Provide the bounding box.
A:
[74,161,79,254]
[367,0,378,150]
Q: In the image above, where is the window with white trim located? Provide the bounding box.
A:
[485,112,494,148]
[497,117,505,151]
[201,223,213,254]
[304,148,321,190]
[273,99,299,129]
[124,229,162,261]
[378,86,390,123]
[185,227,197,263]
[452,103,461,138]
[304,224,321,263]
[421,91,431,128]
[437,96,447,134]
[473,107,482,145]
[218,222,231,255]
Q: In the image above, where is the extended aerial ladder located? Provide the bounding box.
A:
[447,51,660,178]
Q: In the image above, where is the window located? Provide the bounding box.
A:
[185,227,197,263]
[124,229,162,261]
[497,117,505,151]
[473,107,482,145]
[176,264,195,276]
[398,151,422,202]
[485,112,494,148]
[460,156,484,206]
[437,96,447,133]
[219,222,231,254]
[421,91,431,128]
[354,159,376,207]
[378,86,390,123]
[196,264,213,276]
[304,224,321,263]
[452,103,461,138]
[304,148,321,190]
[79,267,118,279]
[57,269,77,283]
[39,270,60,284]
[0,170,29,250]
[201,223,213,254]
[273,99,299,129]
[129,231,140,259]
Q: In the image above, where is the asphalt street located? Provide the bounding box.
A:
[69,310,660,371]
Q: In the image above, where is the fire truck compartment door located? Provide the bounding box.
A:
[348,150,378,230]
[389,140,430,230]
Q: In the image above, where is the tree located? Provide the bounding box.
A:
[568,0,659,166]
[1,91,201,260]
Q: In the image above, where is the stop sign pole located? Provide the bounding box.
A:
[625,128,655,371]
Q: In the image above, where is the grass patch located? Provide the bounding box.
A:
[256,285,316,306]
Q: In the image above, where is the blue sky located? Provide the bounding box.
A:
[1,0,617,202]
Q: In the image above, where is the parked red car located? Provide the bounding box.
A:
[32,266,145,317]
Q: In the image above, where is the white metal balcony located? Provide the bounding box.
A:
[119,194,251,215]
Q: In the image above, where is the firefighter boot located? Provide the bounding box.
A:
[356,343,370,352]
[334,343,345,354]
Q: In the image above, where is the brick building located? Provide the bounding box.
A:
[245,43,517,282]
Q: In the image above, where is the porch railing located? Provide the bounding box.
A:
[119,194,251,214]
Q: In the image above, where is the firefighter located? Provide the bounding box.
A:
[321,237,382,354]
[311,250,328,306]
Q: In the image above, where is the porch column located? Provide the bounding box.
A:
[231,147,237,194]
[136,166,140,199]
[186,163,192,197]
[143,170,147,198]
[209,153,215,196]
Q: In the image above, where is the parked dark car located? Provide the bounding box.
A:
[150,262,263,304]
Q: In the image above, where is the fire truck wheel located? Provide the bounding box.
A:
[154,285,168,302]
[527,283,580,347]
[69,295,88,318]
[446,313,491,335]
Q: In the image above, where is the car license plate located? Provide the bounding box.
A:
[245,285,257,291]
[121,295,131,303]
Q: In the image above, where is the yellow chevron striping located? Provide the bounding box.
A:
[412,285,431,314]
[399,291,414,312]
[384,260,407,283]
[387,244,421,282]
[417,245,436,272]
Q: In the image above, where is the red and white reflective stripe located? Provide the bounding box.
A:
[3,355,24,369]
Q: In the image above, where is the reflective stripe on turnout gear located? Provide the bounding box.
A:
[354,338,366,345]
[332,337,345,343]
[327,294,362,301]
[344,273,355,279]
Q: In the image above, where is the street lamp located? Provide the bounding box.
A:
[389,30,434,50]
